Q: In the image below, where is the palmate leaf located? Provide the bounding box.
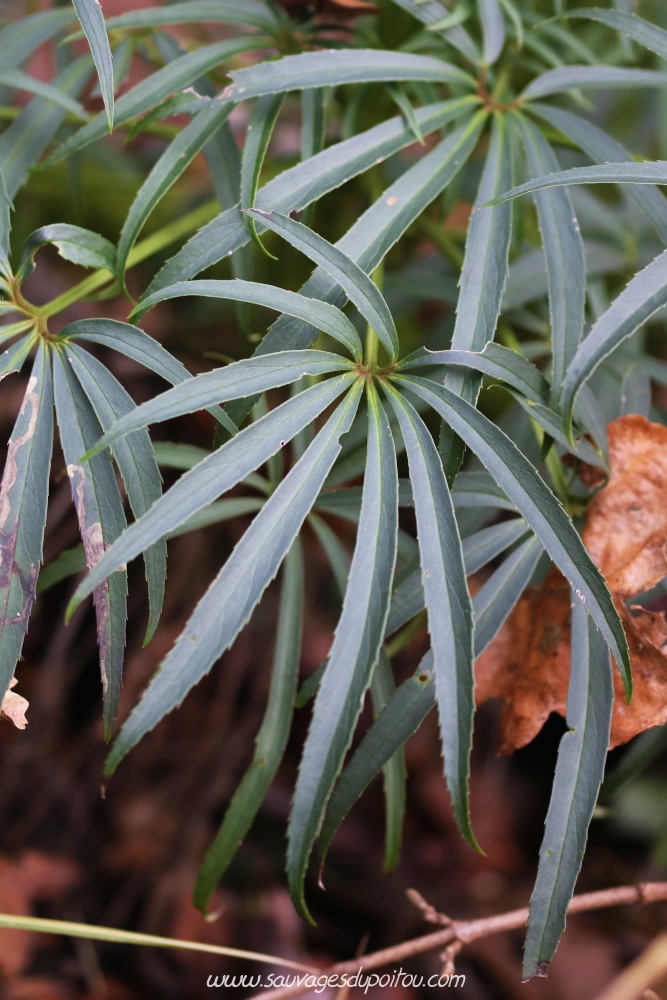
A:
[59,319,238,439]
[523,598,613,981]
[241,95,284,255]
[370,651,406,874]
[0,71,88,120]
[17,225,116,282]
[514,113,585,406]
[39,38,266,169]
[66,347,166,645]
[82,351,353,459]
[103,382,363,776]
[72,0,114,130]
[391,375,631,693]
[287,382,397,921]
[383,383,476,849]
[244,111,487,412]
[0,55,93,199]
[528,103,667,244]
[505,390,605,469]
[0,9,74,70]
[69,374,355,606]
[194,538,303,914]
[0,337,35,377]
[318,533,543,867]
[0,344,52,704]
[146,97,481,299]
[440,112,512,481]
[221,49,476,103]
[116,102,234,286]
[522,65,667,100]
[558,248,667,434]
[52,349,127,741]
[246,210,399,359]
[133,280,362,358]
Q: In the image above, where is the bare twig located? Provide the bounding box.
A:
[249,882,667,1000]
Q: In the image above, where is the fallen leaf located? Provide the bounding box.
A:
[582,415,667,595]
[1,678,28,730]
[476,415,667,751]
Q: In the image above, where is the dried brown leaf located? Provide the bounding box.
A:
[1,678,28,730]
[583,415,667,595]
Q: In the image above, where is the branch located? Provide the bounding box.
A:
[250,882,667,1000]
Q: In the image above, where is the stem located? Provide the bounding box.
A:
[364,262,384,368]
[0,914,314,973]
[248,881,667,1000]
[36,200,219,319]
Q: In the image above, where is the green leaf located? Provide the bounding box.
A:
[439,113,512,480]
[69,374,355,613]
[318,653,434,868]
[383,383,476,848]
[254,113,486,369]
[399,343,549,403]
[241,94,284,256]
[505,391,605,468]
[528,104,667,244]
[0,71,88,120]
[36,545,86,596]
[72,0,114,130]
[0,344,53,703]
[83,351,353,460]
[287,383,397,920]
[247,210,399,359]
[370,650,406,873]
[451,470,515,510]
[388,0,480,62]
[38,38,265,169]
[600,725,667,802]
[477,0,505,64]
[492,162,667,203]
[104,382,362,775]
[0,55,92,198]
[145,96,479,297]
[566,9,667,63]
[472,533,542,654]
[385,517,530,638]
[125,90,211,142]
[152,442,210,471]
[301,88,327,161]
[308,512,350,597]
[194,539,303,913]
[523,65,667,100]
[132,281,362,360]
[67,346,166,645]
[0,169,11,280]
[0,9,74,71]
[523,598,612,981]
[116,102,234,287]
[392,374,631,694]
[60,319,239,440]
[168,497,264,538]
[101,1,278,32]
[52,348,127,741]
[560,248,667,434]
[222,49,476,103]
[17,224,116,282]
[386,84,424,146]
[515,113,585,406]
[0,337,37,379]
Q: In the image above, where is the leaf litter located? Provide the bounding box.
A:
[476,415,667,751]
